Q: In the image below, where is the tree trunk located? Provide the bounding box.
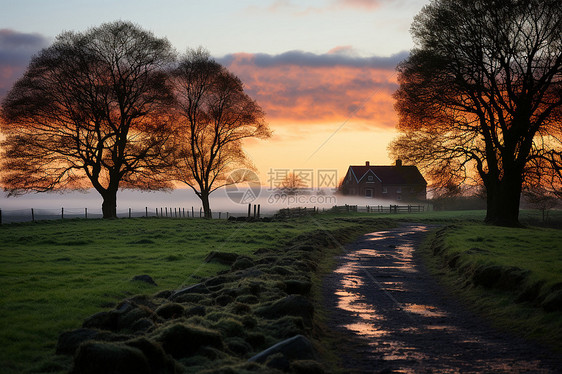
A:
[101,189,118,219]
[484,173,522,227]
[200,190,212,219]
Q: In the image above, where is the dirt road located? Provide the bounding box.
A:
[322,224,562,373]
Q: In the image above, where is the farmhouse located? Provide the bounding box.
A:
[340,160,427,201]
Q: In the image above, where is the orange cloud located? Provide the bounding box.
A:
[220,50,406,128]
[336,0,381,10]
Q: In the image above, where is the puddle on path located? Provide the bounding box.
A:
[328,224,558,373]
[402,303,447,318]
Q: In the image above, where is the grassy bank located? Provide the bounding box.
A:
[421,223,562,352]
[0,215,393,373]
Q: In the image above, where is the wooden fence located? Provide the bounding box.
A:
[330,204,425,214]
[0,203,426,225]
[365,205,425,213]
[0,203,265,225]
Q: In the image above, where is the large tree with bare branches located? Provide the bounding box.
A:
[390,0,562,226]
[0,21,176,218]
[171,49,270,218]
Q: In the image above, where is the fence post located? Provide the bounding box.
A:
[219,212,221,219]
[156,208,158,217]
[253,204,257,218]
[247,204,251,218]
[62,207,64,220]
[32,208,35,222]
[129,208,132,219]
[0,209,2,225]
[200,207,202,218]
[145,207,148,217]
[85,208,88,219]
[192,206,194,218]
[257,204,261,218]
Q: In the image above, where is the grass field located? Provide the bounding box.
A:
[0,215,393,373]
[0,210,560,372]
[420,220,562,351]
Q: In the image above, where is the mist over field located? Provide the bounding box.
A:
[0,188,399,223]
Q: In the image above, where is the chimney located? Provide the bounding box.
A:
[396,159,402,167]
[365,161,370,167]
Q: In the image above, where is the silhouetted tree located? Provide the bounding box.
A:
[171,48,270,218]
[390,0,562,226]
[277,173,307,195]
[0,21,177,218]
[523,187,559,222]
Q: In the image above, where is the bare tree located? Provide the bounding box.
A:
[171,49,270,218]
[277,173,307,196]
[390,0,562,226]
[0,21,177,218]
[523,187,559,222]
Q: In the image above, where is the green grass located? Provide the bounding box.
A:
[1,210,560,372]
[443,224,561,286]
[0,215,390,373]
[421,222,562,351]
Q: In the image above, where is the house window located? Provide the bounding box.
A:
[382,187,387,194]
[365,189,373,198]
[396,187,402,194]
[367,176,374,183]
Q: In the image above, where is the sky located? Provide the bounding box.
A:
[0,0,430,190]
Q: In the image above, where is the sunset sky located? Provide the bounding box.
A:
[0,0,429,189]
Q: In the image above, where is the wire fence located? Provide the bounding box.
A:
[0,203,429,225]
[0,205,266,225]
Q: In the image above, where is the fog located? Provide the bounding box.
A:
[0,187,401,223]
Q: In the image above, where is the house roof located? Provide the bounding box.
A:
[349,165,427,185]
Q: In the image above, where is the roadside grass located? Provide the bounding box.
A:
[420,222,562,352]
[0,215,389,373]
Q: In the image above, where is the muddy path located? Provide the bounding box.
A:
[322,223,562,373]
